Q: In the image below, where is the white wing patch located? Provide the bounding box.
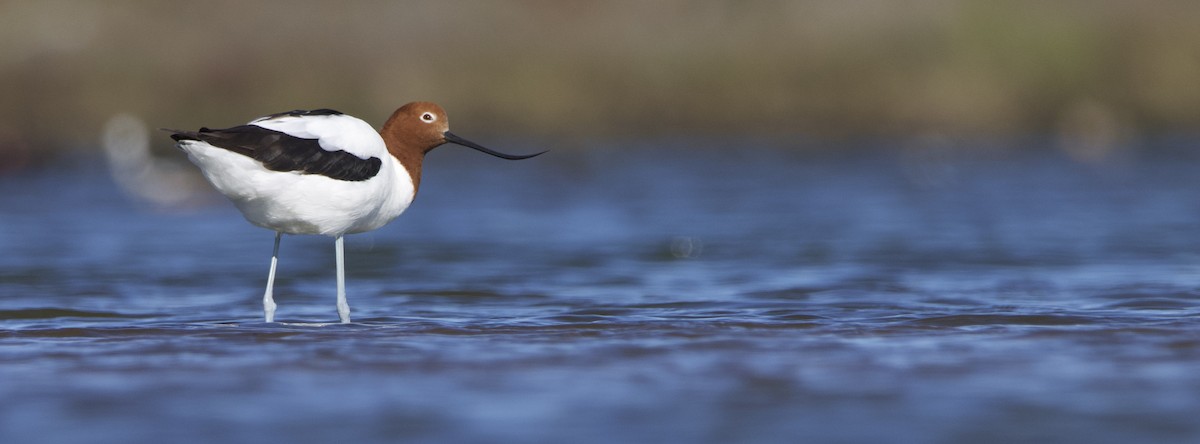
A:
[250,113,387,159]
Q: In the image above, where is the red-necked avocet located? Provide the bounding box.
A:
[165,102,545,324]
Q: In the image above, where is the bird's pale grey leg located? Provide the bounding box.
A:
[263,231,281,323]
[335,235,350,323]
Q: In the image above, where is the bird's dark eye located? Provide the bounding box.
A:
[421,113,435,122]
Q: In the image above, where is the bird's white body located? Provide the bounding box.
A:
[170,101,543,324]
[178,113,416,236]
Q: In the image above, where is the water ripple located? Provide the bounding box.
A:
[0,308,156,320]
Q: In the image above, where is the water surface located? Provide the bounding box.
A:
[2,141,1200,443]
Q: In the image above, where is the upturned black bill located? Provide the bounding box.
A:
[443,131,546,160]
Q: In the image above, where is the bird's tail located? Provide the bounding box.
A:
[159,127,202,143]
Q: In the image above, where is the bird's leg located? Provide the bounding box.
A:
[263,231,281,323]
[335,235,350,323]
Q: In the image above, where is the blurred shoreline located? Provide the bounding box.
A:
[2,0,1199,169]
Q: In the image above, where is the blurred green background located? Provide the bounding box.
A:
[2,0,1199,170]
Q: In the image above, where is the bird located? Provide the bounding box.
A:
[164,102,545,323]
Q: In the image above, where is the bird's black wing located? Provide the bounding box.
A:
[167,125,382,182]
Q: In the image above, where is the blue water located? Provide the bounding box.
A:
[2,140,1200,443]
